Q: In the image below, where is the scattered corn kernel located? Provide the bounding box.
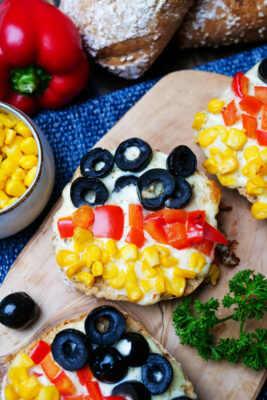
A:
[17,376,41,400]
[0,169,8,182]
[242,157,264,178]
[140,279,154,293]
[207,98,225,114]
[154,245,170,256]
[260,148,267,163]
[155,276,166,294]
[18,353,35,368]
[106,239,118,256]
[192,111,206,130]
[142,260,159,278]
[75,271,94,287]
[35,386,59,400]
[5,179,26,197]
[143,246,160,267]
[126,263,138,283]
[126,283,143,302]
[20,137,38,155]
[109,270,127,289]
[1,158,17,175]
[19,155,38,170]
[219,157,239,174]
[83,244,102,263]
[224,128,247,150]
[73,227,93,252]
[24,166,37,187]
[4,129,16,145]
[12,168,25,181]
[190,252,206,272]
[198,127,218,147]
[0,113,16,128]
[160,255,179,268]
[16,121,32,137]
[217,173,237,188]
[103,264,119,279]
[246,180,264,196]
[6,145,23,164]
[100,249,110,265]
[5,384,19,400]
[251,202,267,220]
[165,276,186,297]
[56,250,79,267]
[92,261,103,276]
[173,267,197,279]
[203,157,218,174]
[244,146,260,161]
[208,264,220,285]
[66,259,87,278]
[120,244,138,262]
[9,366,29,388]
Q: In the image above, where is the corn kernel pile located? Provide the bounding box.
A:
[0,112,38,210]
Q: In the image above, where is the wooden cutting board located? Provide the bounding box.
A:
[0,70,266,400]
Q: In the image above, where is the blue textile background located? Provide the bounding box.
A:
[0,44,266,399]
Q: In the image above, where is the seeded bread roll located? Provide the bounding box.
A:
[176,0,267,49]
[60,0,193,79]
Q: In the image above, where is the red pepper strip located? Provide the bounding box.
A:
[30,371,43,378]
[40,353,60,382]
[164,222,190,250]
[255,86,267,104]
[163,209,187,224]
[57,217,74,239]
[77,365,93,386]
[129,204,143,230]
[92,205,124,240]
[242,114,257,139]
[0,0,89,116]
[222,100,240,126]
[144,210,164,222]
[186,211,206,243]
[72,205,94,230]
[126,226,145,248]
[203,222,229,245]
[29,341,50,364]
[144,219,168,244]
[193,239,215,257]
[231,72,249,98]
[86,381,103,400]
[239,95,263,116]
[105,397,126,400]
[261,105,267,131]
[256,130,267,146]
[52,371,76,396]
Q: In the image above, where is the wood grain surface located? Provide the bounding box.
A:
[0,70,266,400]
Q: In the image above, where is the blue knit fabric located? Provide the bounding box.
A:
[0,44,266,399]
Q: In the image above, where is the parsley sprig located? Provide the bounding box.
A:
[172,270,267,371]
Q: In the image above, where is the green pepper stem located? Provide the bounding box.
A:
[11,64,51,97]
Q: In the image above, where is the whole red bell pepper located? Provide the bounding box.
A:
[0,0,89,115]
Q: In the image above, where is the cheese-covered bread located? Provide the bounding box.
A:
[53,138,226,305]
[3,305,195,399]
[193,59,267,220]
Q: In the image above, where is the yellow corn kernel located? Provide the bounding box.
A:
[19,137,38,155]
[203,157,218,174]
[173,267,197,279]
[143,246,160,267]
[101,249,110,265]
[73,227,93,253]
[5,179,26,197]
[103,263,119,279]
[190,252,206,272]
[165,276,186,297]
[0,129,5,146]
[160,255,179,268]
[0,169,8,182]
[244,146,260,161]
[198,127,218,148]
[207,98,225,114]
[75,271,94,287]
[251,201,267,220]
[1,158,17,175]
[242,157,264,178]
[19,155,38,170]
[217,173,237,188]
[192,111,206,130]
[5,197,18,207]
[0,113,16,128]
[154,245,170,256]
[9,366,29,388]
[126,283,143,302]
[17,376,41,400]
[66,259,87,278]
[260,148,267,163]
[35,386,59,400]
[208,264,220,285]
[120,244,138,262]
[109,270,127,289]
[106,239,118,256]
[4,129,16,145]
[15,121,32,137]
[56,250,79,267]
[5,384,19,400]
[24,166,37,187]
[18,353,35,368]
[140,279,153,293]
[141,260,159,278]
[126,263,138,283]
[250,175,267,188]
[246,180,264,196]
[5,145,23,165]
[0,190,10,208]
[13,135,24,147]
[155,276,166,294]
[219,157,239,174]
[0,180,4,190]
[84,244,102,263]
[92,261,103,276]
[12,168,25,181]
[209,146,221,156]
[224,128,247,150]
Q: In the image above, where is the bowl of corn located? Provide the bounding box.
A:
[0,102,55,238]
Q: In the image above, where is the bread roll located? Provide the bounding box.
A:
[60,0,193,79]
[176,0,267,48]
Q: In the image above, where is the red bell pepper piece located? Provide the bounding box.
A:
[162,209,187,224]
[186,211,206,243]
[164,222,190,250]
[57,217,74,239]
[231,72,249,98]
[52,371,76,396]
[92,205,124,240]
[256,129,267,146]
[72,205,94,230]
[0,0,89,116]
[222,100,240,126]
[105,397,126,400]
[126,226,145,248]
[203,222,229,245]
[261,104,267,131]
[255,86,267,104]
[239,95,263,116]
[193,239,215,257]
[144,210,165,222]
[144,218,168,244]
[77,365,93,386]
[85,381,103,400]
[242,114,257,139]
[29,341,50,364]
[129,204,143,230]
[40,353,60,381]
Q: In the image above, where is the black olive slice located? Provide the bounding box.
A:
[0,292,39,330]
[80,148,114,178]
[166,176,192,209]
[113,175,138,193]
[167,145,197,178]
[137,168,175,210]
[85,305,126,346]
[258,58,267,84]
[89,346,128,383]
[116,332,150,367]
[142,353,173,395]
[70,177,108,208]
[115,138,152,172]
[51,329,89,371]
[112,380,151,400]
